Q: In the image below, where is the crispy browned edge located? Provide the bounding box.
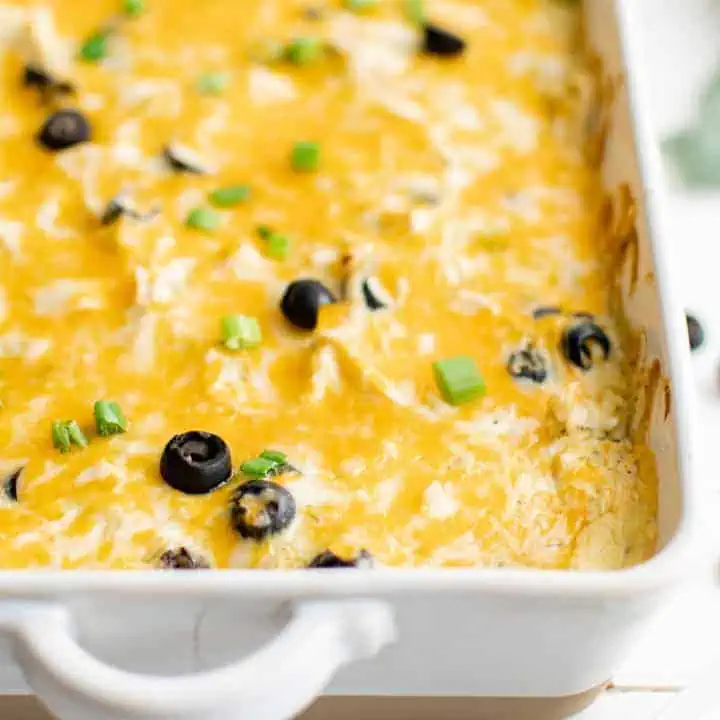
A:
[579,13,665,553]
[0,683,607,720]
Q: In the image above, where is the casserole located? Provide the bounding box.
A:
[0,0,695,719]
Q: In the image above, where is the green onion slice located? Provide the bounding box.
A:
[343,0,379,11]
[432,356,486,406]
[265,233,290,261]
[94,400,128,437]
[197,72,230,95]
[259,449,287,464]
[291,141,320,172]
[240,457,278,477]
[79,31,111,63]
[209,185,250,207]
[221,314,262,350]
[403,0,426,24]
[186,207,220,232]
[52,420,88,452]
[123,0,145,17]
[284,36,324,66]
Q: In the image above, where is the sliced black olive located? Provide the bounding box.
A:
[361,277,391,311]
[4,467,22,502]
[230,479,296,540]
[309,549,373,568]
[280,278,337,330]
[23,65,75,97]
[163,143,211,175]
[99,194,159,226]
[532,306,562,319]
[422,23,466,57]
[507,347,547,384]
[159,547,210,569]
[37,109,91,152]
[561,322,611,371]
[100,195,132,225]
[686,313,704,351]
[160,431,232,495]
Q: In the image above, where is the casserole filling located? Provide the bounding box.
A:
[0,0,657,570]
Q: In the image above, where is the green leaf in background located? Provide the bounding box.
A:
[664,69,720,188]
[664,129,720,187]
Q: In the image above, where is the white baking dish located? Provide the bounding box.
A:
[0,1,697,718]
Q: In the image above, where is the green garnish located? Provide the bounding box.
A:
[186,207,220,232]
[240,457,278,477]
[79,31,111,63]
[197,72,230,95]
[432,356,486,406]
[265,232,290,261]
[291,141,320,172]
[221,314,262,350]
[249,38,286,65]
[255,225,289,260]
[209,185,251,207]
[93,400,128,437]
[343,0,378,12]
[260,449,287,464]
[52,420,88,453]
[403,0,425,24]
[123,0,145,16]
[284,36,324,66]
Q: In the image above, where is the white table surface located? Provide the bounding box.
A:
[576,0,720,717]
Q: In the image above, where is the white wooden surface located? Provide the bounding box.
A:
[575,0,720,717]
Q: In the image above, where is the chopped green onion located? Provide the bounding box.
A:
[221,314,262,350]
[260,449,287,464]
[52,421,70,453]
[66,420,89,448]
[256,224,273,239]
[209,185,251,207]
[284,36,324,66]
[196,72,230,95]
[186,207,220,232]
[94,400,128,437]
[240,457,278,477]
[343,0,378,11]
[403,0,425,24]
[291,141,320,172]
[248,38,286,65]
[52,420,88,453]
[432,356,486,406]
[123,0,145,16]
[265,232,290,261]
[79,31,111,63]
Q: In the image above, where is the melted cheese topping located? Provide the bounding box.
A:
[0,0,657,570]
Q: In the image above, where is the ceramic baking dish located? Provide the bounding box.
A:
[0,1,696,718]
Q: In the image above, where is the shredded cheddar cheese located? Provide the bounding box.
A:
[0,0,657,570]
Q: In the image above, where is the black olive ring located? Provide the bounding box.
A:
[160,431,232,495]
[159,547,210,569]
[4,467,22,501]
[561,322,611,371]
[37,109,91,152]
[507,347,548,384]
[230,479,297,540]
[308,550,373,568]
[280,278,337,331]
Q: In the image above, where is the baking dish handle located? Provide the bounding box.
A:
[3,599,395,720]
